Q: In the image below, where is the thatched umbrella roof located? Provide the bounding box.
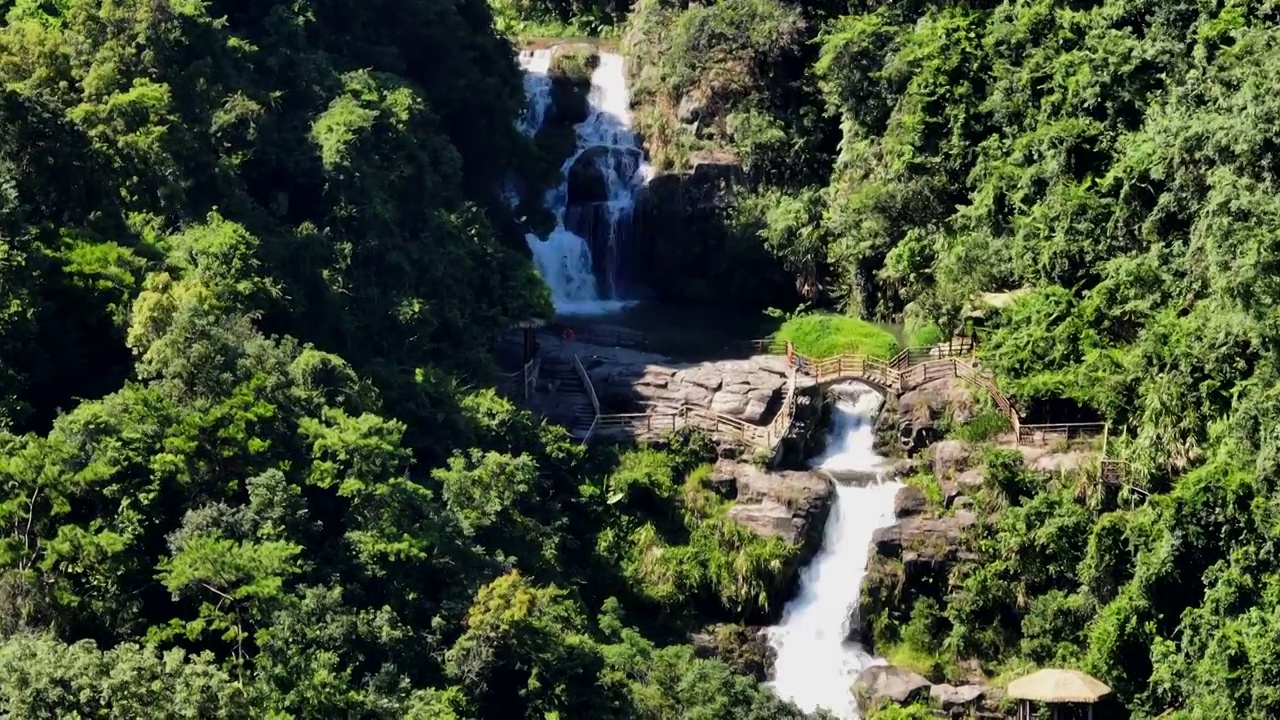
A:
[1007,669,1112,704]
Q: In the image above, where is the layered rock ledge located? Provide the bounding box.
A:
[583,350,801,423]
[537,337,815,433]
[710,460,833,558]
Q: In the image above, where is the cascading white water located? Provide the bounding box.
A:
[768,384,903,719]
[518,48,649,315]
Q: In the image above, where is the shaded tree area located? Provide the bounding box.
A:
[614,0,1280,716]
[0,1,818,716]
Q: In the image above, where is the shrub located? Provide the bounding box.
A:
[907,322,944,347]
[949,408,1012,443]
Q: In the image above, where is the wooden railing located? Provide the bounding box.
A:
[1016,422,1109,445]
[577,337,1121,479]
[745,336,975,372]
[498,356,541,400]
[591,405,764,445]
[573,354,602,444]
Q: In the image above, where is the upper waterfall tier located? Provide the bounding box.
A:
[518,48,649,316]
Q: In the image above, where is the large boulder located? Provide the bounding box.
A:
[930,683,996,713]
[872,512,979,571]
[930,440,973,478]
[898,377,976,428]
[713,460,834,555]
[567,145,643,206]
[854,665,932,712]
[894,485,928,518]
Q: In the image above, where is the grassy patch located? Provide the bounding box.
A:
[865,705,936,720]
[775,313,900,358]
[986,657,1039,688]
[905,472,945,509]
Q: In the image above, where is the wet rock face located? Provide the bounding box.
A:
[566,145,644,206]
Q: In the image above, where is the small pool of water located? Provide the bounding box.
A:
[557,303,783,361]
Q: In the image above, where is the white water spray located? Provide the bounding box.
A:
[518,48,648,315]
[768,384,903,719]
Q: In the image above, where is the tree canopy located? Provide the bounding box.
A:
[0,0,817,716]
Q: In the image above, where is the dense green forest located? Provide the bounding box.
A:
[10,0,1280,715]
[0,0,819,716]
[518,0,1280,717]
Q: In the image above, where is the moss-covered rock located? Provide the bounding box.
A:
[690,624,776,682]
[548,44,599,126]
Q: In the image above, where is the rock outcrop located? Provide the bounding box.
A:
[872,511,979,573]
[931,682,999,713]
[580,350,807,424]
[854,665,999,717]
[858,511,979,645]
[689,624,775,682]
[711,460,833,556]
[876,377,976,454]
[854,665,932,710]
[894,485,928,518]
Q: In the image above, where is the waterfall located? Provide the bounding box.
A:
[768,384,903,719]
[518,48,648,315]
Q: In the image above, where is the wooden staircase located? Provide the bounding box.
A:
[541,357,597,440]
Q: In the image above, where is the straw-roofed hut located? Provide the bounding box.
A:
[1007,668,1112,720]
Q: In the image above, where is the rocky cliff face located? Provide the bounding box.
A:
[874,376,977,455]
[858,434,1103,671]
[631,155,795,306]
[707,460,835,619]
[583,351,803,422]
[710,460,833,557]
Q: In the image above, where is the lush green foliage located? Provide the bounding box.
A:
[597,453,798,619]
[0,1,813,716]
[490,0,629,38]
[775,313,899,358]
[623,0,1280,713]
